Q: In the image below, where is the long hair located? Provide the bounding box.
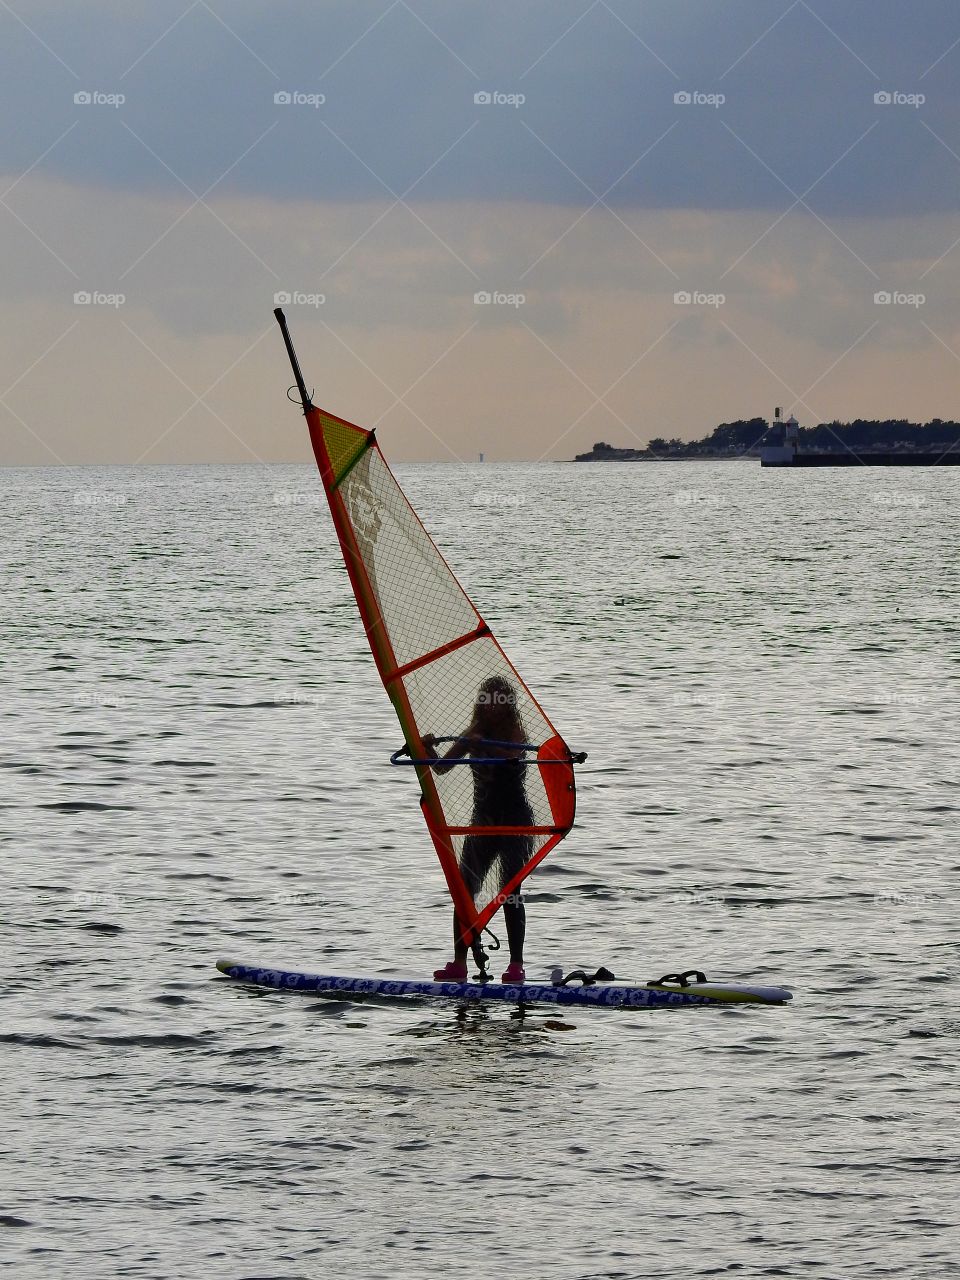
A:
[474,675,525,741]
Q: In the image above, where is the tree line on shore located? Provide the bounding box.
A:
[580,417,960,458]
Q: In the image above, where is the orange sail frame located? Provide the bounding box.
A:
[295,393,579,947]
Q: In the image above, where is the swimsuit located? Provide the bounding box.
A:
[460,757,533,904]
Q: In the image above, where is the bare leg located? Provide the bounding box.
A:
[453,914,468,963]
[502,896,525,964]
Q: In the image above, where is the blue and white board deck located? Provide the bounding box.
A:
[216,960,793,1008]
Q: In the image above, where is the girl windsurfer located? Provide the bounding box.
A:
[422,675,533,984]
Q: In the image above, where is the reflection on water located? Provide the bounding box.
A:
[2,462,957,1278]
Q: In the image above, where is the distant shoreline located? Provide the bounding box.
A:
[573,418,960,462]
[571,449,753,462]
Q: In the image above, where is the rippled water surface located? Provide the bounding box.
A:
[2,461,957,1279]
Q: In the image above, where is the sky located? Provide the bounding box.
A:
[2,0,960,464]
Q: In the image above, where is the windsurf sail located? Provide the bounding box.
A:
[274,309,584,946]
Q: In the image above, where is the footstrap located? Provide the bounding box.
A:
[550,966,616,987]
[647,970,707,988]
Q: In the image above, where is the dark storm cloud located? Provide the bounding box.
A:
[3,0,960,213]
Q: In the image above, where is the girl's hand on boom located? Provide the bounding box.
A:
[423,732,481,752]
[421,732,483,773]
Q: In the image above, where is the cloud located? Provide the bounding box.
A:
[5,1,960,214]
[3,172,960,465]
[4,3,960,464]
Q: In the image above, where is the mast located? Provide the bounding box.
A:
[273,307,313,412]
[270,310,583,950]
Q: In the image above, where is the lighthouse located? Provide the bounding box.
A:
[760,408,799,466]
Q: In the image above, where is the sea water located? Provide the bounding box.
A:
[2,461,956,1278]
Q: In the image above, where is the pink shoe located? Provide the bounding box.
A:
[501,962,526,984]
[433,961,468,981]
